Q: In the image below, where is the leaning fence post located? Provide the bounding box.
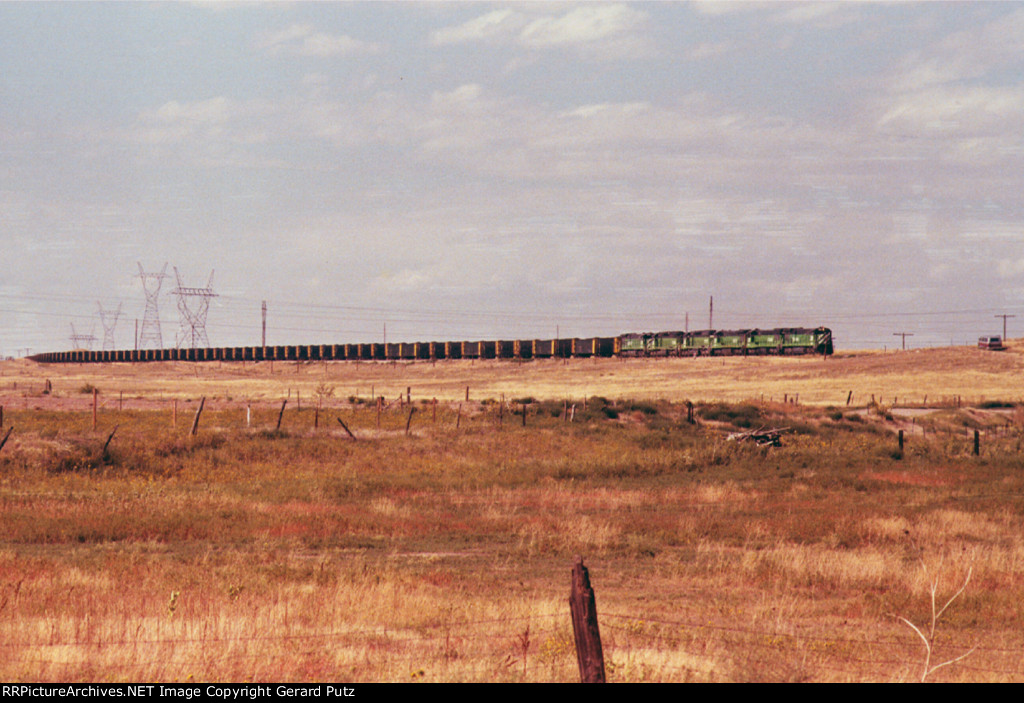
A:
[336,417,357,441]
[276,399,287,431]
[190,397,206,436]
[405,407,416,436]
[0,426,13,453]
[569,556,606,683]
[102,425,118,456]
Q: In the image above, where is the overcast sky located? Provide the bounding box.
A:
[2,1,1023,355]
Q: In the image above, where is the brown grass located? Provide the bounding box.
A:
[1,347,1023,682]
[8,340,1024,409]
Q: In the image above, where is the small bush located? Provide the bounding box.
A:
[698,402,761,428]
[979,400,1015,409]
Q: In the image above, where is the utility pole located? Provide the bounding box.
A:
[893,332,914,351]
[709,296,713,330]
[262,300,267,348]
[995,314,1016,340]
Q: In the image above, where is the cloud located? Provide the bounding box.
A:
[869,7,1024,165]
[878,85,1024,136]
[429,9,523,45]
[134,96,273,147]
[775,2,857,29]
[687,41,736,60]
[429,4,649,57]
[519,4,646,47]
[260,23,383,57]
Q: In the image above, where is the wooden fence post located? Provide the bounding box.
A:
[898,429,904,453]
[974,429,980,456]
[336,417,357,441]
[569,556,606,683]
[191,397,206,436]
[92,388,98,430]
[102,425,118,456]
[405,407,416,436]
[276,399,287,431]
[0,426,13,453]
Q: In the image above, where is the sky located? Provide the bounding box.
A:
[2,1,1024,356]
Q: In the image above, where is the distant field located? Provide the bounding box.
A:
[1,346,1022,682]
[5,342,1024,408]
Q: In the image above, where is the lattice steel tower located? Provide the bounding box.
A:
[96,301,123,351]
[136,262,169,349]
[171,267,217,349]
[69,323,96,351]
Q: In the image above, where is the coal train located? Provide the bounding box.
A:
[28,327,832,363]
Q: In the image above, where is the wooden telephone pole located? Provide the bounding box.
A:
[893,332,914,351]
[995,314,1016,340]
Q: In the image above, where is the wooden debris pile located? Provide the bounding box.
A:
[726,427,790,447]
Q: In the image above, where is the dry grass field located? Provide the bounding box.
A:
[1,344,1023,682]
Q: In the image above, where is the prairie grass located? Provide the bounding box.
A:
[1,354,1024,681]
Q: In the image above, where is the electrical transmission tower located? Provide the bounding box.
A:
[69,323,96,351]
[97,301,123,351]
[136,262,169,349]
[171,268,217,349]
